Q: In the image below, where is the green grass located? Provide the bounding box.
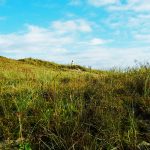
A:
[0,56,150,150]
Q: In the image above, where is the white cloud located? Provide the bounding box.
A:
[0,19,92,49]
[108,0,150,12]
[87,0,150,12]
[128,0,150,12]
[135,34,150,43]
[52,19,92,33]
[0,19,95,64]
[101,8,150,47]
[77,38,107,46]
[65,46,150,69]
[88,0,118,7]
[89,38,106,45]
[0,16,6,21]
[23,24,74,45]
[69,0,82,6]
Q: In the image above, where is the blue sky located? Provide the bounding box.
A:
[0,0,150,69]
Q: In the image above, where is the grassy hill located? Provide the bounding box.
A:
[0,56,150,150]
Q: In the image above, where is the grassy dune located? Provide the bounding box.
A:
[0,56,150,150]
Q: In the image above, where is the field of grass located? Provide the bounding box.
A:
[0,56,150,150]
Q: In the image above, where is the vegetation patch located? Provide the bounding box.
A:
[0,57,150,149]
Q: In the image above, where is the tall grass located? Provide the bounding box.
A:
[0,57,150,149]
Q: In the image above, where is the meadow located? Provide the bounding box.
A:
[0,56,150,150]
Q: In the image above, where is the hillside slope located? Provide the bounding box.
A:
[0,56,150,150]
[18,58,89,71]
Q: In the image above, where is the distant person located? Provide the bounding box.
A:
[71,60,74,66]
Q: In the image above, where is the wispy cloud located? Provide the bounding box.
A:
[86,0,150,12]
[89,38,106,45]
[99,8,150,48]
[0,19,104,65]
[51,19,92,33]
[135,34,150,43]
[108,0,150,12]
[0,16,6,21]
[88,0,119,7]
[0,0,5,5]
[69,0,82,6]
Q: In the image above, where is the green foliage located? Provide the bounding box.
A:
[0,56,150,149]
[19,142,32,150]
